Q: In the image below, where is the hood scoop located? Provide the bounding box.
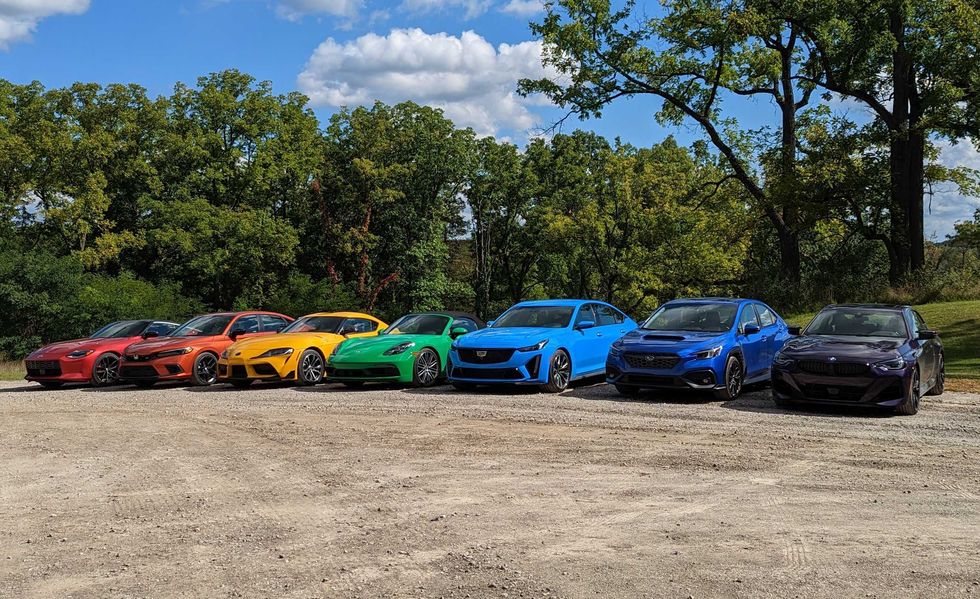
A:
[642,334,685,342]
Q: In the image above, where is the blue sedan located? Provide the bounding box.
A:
[605,298,790,400]
[447,299,639,392]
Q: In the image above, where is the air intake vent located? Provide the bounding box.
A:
[641,335,685,342]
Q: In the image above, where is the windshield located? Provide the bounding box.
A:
[641,303,737,333]
[172,315,234,337]
[282,316,345,334]
[492,306,575,328]
[383,314,450,336]
[90,320,148,339]
[805,309,908,338]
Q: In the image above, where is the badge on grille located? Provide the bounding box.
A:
[829,356,837,361]
[476,351,487,358]
[645,355,656,362]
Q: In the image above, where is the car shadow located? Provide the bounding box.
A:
[183,381,297,393]
[720,393,895,419]
[0,383,64,393]
[80,381,188,393]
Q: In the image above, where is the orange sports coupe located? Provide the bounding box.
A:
[118,311,293,387]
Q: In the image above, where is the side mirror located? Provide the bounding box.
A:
[787,325,802,336]
[575,320,596,331]
[486,320,495,327]
[338,328,353,337]
[918,329,938,340]
[141,331,159,339]
[229,329,246,340]
[450,326,469,338]
[742,324,761,335]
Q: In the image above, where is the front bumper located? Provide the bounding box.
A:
[118,358,192,382]
[25,358,91,383]
[604,351,724,390]
[324,357,412,382]
[446,348,546,384]
[771,364,909,407]
[217,354,296,383]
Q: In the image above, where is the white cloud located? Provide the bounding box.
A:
[398,0,491,19]
[928,140,980,240]
[297,28,559,136]
[500,0,544,17]
[0,0,89,50]
[275,0,362,20]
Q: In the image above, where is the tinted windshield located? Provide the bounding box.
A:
[282,316,345,334]
[805,309,908,338]
[383,314,450,336]
[641,303,737,333]
[492,306,575,328]
[172,315,234,337]
[90,320,148,339]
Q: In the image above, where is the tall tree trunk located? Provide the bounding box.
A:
[776,34,802,283]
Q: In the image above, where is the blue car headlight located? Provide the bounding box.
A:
[609,340,624,356]
[384,341,416,356]
[874,357,906,371]
[517,340,548,352]
[692,346,723,359]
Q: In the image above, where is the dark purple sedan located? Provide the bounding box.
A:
[771,304,944,415]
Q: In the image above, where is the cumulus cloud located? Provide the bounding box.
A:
[274,0,362,20]
[297,28,560,136]
[500,0,544,17]
[0,0,89,50]
[928,140,980,240]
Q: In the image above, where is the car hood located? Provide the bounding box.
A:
[780,335,906,361]
[335,334,442,359]
[454,327,559,349]
[616,329,729,353]
[29,337,130,359]
[226,332,346,358]
[124,336,214,356]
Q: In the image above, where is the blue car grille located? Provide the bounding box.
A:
[798,360,869,376]
[457,349,515,364]
[452,367,523,380]
[624,353,680,370]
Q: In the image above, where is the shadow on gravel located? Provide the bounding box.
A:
[80,382,187,393]
[0,384,60,392]
[292,382,407,393]
[720,395,894,419]
[182,382,296,393]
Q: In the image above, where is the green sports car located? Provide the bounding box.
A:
[325,311,485,387]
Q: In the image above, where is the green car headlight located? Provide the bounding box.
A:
[383,341,416,356]
[256,348,293,359]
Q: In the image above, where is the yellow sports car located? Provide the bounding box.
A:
[217,312,386,387]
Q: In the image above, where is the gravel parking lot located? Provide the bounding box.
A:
[1,380,979,598]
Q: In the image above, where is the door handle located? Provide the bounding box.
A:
[596,332,603,337]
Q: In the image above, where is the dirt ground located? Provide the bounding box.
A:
[1,380,979,599]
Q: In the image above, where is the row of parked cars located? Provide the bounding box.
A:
[24,298,945,415]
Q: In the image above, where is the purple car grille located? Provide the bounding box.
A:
[798,360,869,377]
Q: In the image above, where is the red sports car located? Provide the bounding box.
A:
[25,320,181,388]
[118,311,293,387]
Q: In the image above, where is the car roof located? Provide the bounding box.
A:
[301,311,381,320]
[824,304,909,311]
[512,299,595,307]
[665,297,748,304]
[400,311,487,328]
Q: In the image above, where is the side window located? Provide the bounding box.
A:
[594,304,624,326]
[575,304,597,326]
[343,318,378,333]
[911,310,927,336]
[233,315,261,334]
[260,315,289,332]
[738,305,760,332]
[451,317,479,333]
[755,305,776,328]
[146,322,177,336]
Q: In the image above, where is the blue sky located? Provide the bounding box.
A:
[0,0,976,238]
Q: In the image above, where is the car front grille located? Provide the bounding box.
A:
[120,365,159,379]
[231,365,247,379]
[623,353,680,370]
[253,364,277,376]
[452,367,523,380]
[801,383,868,402]
[457,349,516,364]
[329,366,400,378]
[26,360,62,376]
[798,360,869,376]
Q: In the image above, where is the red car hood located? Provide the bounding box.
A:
[30,337,138,359]
[124,336,216,356]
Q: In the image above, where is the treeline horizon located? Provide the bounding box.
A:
[1,69,979,359]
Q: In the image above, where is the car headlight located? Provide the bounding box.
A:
[220,349,229,359]
[383,341,416,356]
[450,340,459,350]
[66,349,94,359]
[874,357,906,371]
[517,340,548,352]
[256,348,293,358]
[155,347,193,358]
[773,352,794,366]
[693,346,723,359]
[608,340,624,356]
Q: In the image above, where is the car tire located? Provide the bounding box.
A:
[134,380,155,389]
[713,355,744,401]
[895,367,921,415]
[539,349,571,393]
[452,381,477,391]
[90,353,120,387]
[925,356,945,396]
[297,348,325,386]
[191,352,219,386]
[342,381,365,388]
[411,348,440,388]
[614,384,640,396]
[39,381,64,389]
[230,379,253,389]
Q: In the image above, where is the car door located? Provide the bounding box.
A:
[910,309,937,383]
[737,304,766,378]
[571,304,603,375]
[752,304,778,372]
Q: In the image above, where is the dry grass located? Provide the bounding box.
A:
[0,361,24,382]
